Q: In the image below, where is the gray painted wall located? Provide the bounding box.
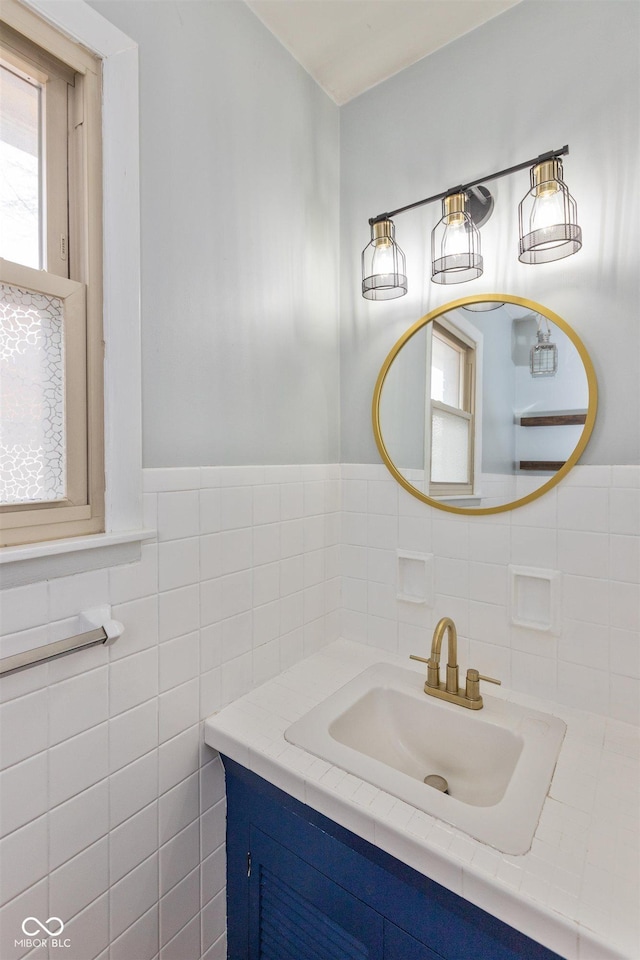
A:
[378,324,428,471]
[90,1,638,470]
[340,0,640,466]
[90,0,341,467]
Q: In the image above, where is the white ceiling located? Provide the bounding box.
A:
[246,0,522,105]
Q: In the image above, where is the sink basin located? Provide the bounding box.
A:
[285,662,566,854]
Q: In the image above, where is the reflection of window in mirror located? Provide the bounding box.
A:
[426,321,477,497]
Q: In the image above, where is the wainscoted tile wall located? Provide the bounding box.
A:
[341,463,639,726]
[0,465,341,960]
[0,462,637,960]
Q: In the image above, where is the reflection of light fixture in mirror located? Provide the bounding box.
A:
[431,192,483,284]
[530,317,558,377]
[518,158,582,263]
[462,300,504,312]
[361,218,408,300]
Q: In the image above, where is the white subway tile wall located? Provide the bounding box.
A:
[0,465,341,960]
[340,463,639,725]
[0,462,637,959]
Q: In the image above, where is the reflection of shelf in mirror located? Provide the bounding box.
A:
[520,413,587,427]
[519,461,565,471]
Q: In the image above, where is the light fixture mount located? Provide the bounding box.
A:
[465,184,494,228]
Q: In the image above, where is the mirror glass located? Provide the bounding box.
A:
[373,295,597,515]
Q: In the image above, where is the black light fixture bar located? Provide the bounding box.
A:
[369,145,569,225]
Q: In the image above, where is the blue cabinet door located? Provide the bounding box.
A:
[384,922,444,960]
[249,825,384,960]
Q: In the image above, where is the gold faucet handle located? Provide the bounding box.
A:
[410,654,440,688]
[466,668,501,685]
[465,668,501,703]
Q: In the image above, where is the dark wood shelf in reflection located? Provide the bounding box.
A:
[519,461,566,471]
[520,414,587,427]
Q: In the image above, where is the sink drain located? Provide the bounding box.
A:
[424,774,449,794]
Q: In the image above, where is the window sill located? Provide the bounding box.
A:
[431,495,482,505]
[0,529,156,588]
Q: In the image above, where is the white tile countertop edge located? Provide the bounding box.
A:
[204,639,640,960]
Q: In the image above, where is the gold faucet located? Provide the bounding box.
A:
[410,617,500,710]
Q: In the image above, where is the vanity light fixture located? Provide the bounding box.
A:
[361,145,581,299]
[530,316,558,378]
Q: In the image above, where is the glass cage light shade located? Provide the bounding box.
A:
[361,219,407,300]
[530,328,558,377]
[518,158,582,264]
[431,192,483,284]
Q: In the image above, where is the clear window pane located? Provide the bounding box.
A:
[0,65,41,269]
[431,333,462,407]
[431,408,469,483]
[0,281,66,503]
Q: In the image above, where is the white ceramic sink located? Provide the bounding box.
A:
[285,662,566,854]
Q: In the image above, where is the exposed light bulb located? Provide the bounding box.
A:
[371,237,395,276]
[441,217,471,259]
[528,183,566,246]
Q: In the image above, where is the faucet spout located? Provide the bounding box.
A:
[430,617,458,693]
[430,616,457,666]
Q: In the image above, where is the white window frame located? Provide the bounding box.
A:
[0,0,148,586]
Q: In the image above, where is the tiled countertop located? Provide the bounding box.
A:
[204,639,639,960]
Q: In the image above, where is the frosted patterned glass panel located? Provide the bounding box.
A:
[431,408,469,483]
[0,282,66,503]
[0,66,41,270]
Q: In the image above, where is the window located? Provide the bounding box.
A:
[426,321,476,497]
[0,1,104,547]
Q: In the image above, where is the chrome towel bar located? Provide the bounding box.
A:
[0,606,124,677]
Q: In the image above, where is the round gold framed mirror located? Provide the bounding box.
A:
[372,294,597,515]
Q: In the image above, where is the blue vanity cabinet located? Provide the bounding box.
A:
[223,757,563,960]
[385,924,445,959]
